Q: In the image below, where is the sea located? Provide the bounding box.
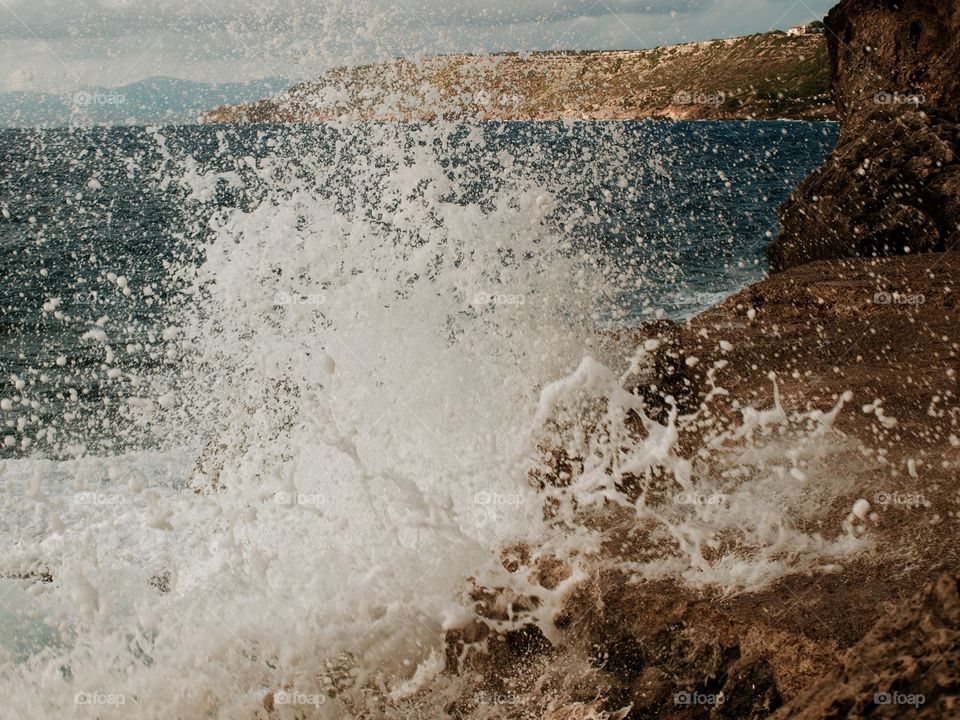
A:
[1,121,836,457]
[0,120,840,718]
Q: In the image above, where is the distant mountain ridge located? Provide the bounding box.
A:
[203,30,834,124]
[0,77,290,128]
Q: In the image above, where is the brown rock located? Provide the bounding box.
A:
[770,112,960,270]
[774,573,960,719]
[629,667,673,713]
[543,701,607,720]
[714,655,782,719]
[827,0,960,125]
[432,249,960,719]
[769,0,960,271]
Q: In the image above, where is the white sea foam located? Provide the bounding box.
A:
[0,122,871,718]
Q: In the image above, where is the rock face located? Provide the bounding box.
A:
[774,574,960,719]
[768,0,960,271]
[827,0,960,126]
[443,567,960,719]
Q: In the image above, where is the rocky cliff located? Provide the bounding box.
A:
[768,0,960,271]
[203,32,834,124]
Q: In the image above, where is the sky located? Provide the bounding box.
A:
[0,0,835,93]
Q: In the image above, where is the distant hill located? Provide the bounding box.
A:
[202,31,834,124]
[0,77,290,128]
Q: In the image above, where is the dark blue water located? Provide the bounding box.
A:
[0,121,837,457]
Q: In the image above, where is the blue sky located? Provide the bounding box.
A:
[0,0,835,93]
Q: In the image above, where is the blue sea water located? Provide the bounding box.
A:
[0,121,837,458]
[0,121,856,718]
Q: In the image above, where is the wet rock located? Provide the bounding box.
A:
[543,701,608,720]
[771,112,960,270]
[261,652,357,716]
[0,551,54,584]
[591,635,646,678]
[714,655,782,719]
[634,321,702,422]
[770,0,960,271]
[444,578,552,680]
[826,0,960,125]
[627,667,673,714]
[530,555,573,591]
[774,573,960,719]
[0,569,53,584]
[499,544,572,590]
[148,570,172,593]
[552,571,786,719]
[531,320,703,500]
[607,320,703,422]
[433,252,960,720]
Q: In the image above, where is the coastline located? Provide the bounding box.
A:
[402,251,960,720]
[5,0,959,713]
[370,0,960,712]
[200,32,835,125]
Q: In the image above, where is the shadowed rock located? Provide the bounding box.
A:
[769,0,960,271]
[774,573,960,719]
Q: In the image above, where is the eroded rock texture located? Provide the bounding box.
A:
[774,574,960,719]
[769,0,960,271]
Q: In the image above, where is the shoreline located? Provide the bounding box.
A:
[420,250,960,719]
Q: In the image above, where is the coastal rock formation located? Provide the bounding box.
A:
[827,0,960,126]
[445,569,794,720]
[768,0,960,271]
[448,569,960,720]
[426,251,960,720]
[683,251,960,444]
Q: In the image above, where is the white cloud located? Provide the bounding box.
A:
[0,0,836,92]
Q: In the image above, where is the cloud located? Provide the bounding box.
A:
[404,0,714,27]
[0,0,714,39]
[0,0,835,92]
